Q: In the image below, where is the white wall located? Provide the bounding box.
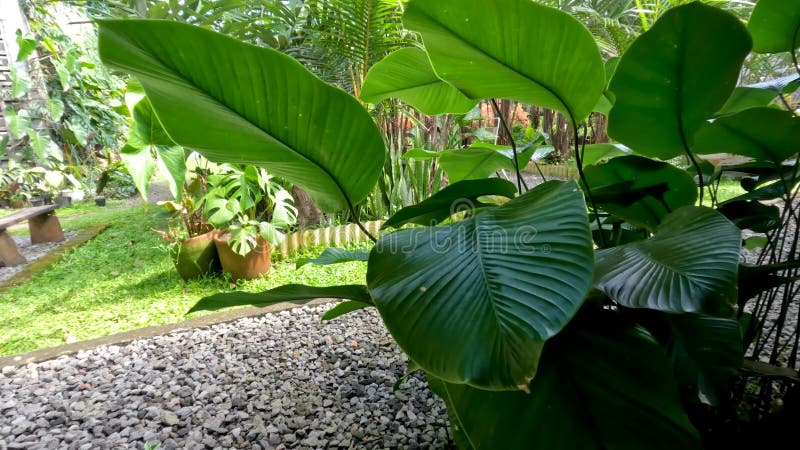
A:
[0,0,32,72]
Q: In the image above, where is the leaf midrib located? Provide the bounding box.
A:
[114,22,357,208]
[409,4,576,121]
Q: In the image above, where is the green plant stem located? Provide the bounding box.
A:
[633,0,650,31]
[490,99,526,193]
[347,198,377,242]
[573,121,607,248]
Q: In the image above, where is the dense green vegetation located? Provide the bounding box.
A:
[1,0,798,448]
[0,205,366,356]
[96,0,800,448]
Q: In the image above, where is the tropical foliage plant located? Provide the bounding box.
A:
[97,0,800,447]
[201,164,298,256]
[2,0,131,203]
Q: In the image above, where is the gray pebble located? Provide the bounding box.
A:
[0,305,451,448]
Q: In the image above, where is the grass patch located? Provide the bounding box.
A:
[712,177,747,204]
[0,205,367,357]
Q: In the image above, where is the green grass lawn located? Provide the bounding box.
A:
[0,205,367,357]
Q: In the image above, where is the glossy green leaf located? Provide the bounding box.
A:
[738,261,800,308]
[123,98,186,202]
[693,108,800,165]
[361,47,476,115]
[664,314,743,405]
[716,87,778,116]
[382,178,517,229]
[156,145,187,201]
[595,206,741,314]
[5,108,30,140]
[404,0,604,121]
[54,62,70,91]
[581,143,631,166]
[368,181,593,389]
[717,200,780,232]
[296,248,370,269]
[98,19,385,212]
[430,316,700,450]
[47,97,65,121]
[744,236,768,251]
[725,178,800,203]
[189,284,373,313]
[402,148,439,160]
[321,301,372,321]
[748,0,800,53]
[27,131,60,162]
[608,3,751,159]
[440,144,538,183]
[119,144,156,201]
[10,68,29,99]
[15,32,36,62]
[583,155,697,231]
[128,97,173,149]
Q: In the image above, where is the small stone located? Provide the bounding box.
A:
[163,411,179,426]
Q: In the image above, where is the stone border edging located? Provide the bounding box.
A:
[0,298,333,369]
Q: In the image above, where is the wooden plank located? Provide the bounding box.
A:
[0,205,59,231]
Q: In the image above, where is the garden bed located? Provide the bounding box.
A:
[0,304,451,449]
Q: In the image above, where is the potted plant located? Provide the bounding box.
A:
[202,164,297,281]
[156,173,222,280]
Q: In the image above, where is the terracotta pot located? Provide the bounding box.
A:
[170,230,221,280]
[214,233,271,281]
[10,199,29,209]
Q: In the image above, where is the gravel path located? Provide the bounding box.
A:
[0,233,77,283]
[0,305,452,450]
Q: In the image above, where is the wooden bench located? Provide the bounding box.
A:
[0,205,64,267]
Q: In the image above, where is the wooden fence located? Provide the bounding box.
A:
[274,220,383,259]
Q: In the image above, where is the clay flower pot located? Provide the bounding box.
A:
[170,230,221,280]
[214,233,271,281]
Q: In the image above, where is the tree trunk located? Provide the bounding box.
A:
[291,186,321,230]
[495,99,515,145]
[591,113,609,144]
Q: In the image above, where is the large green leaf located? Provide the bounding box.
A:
[582,155,697,231]
[15,32,36,62]
[715,87,779,116]
[155,145,187,201]
[429,315,701,450]
[748,0,800,53]
[27,131,60,162]
[693,108,800,165]
[321,301,372,321]
[439,144,539,183]
[368,181,593,389]
[296,248,370,269]
[717,200,781,233]
[123,98,186,201]
[383,178,517,229]
[608,3,751,159]
[119,144,156,201]
[127,97,173,148]
[594,206,741,314]
[664,314,743,406]
[404,0,604,121]
[581,143,631,166]
[5,108,30,140]
[189,284,373,313]
[360,47,476,115]
[98,20,385,212]
[47,97,65,121]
